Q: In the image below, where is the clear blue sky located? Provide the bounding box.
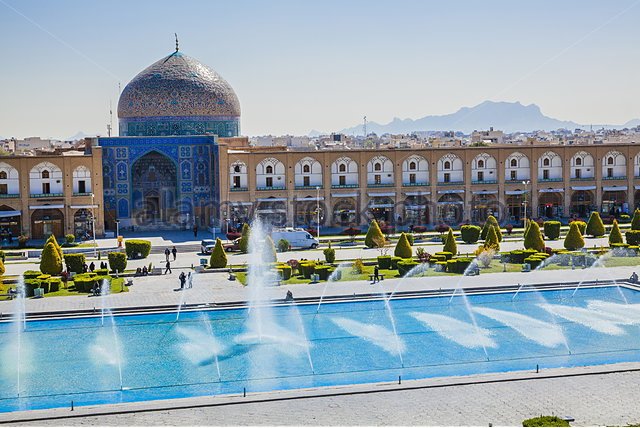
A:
[1,0,639,139]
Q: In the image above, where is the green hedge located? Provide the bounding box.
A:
[524,256,545,270]
[434,251,453,260]
[460,225,481,244]
[397,259,419,277]
[23,270,42,279]
[124,239,152,259]
[64,253,86,274]
[299,262,316,279]
[377,256,392,269]
[543,221,561,240]
[626,230,640,245]
[522,416,570,427]
[108,252,127,273]
[314,265,331,280]
[390,256,402,269]
[446,257,473,274]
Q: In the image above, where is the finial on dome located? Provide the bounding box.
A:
[175,33,179,52]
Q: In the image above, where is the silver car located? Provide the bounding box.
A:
[200,239,216,254]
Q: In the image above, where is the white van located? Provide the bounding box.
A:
[271,228,319,249]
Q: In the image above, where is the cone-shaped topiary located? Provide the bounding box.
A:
[0,257,5,276]
[524,221,545,252]
[394,232,413,258]
[209,238,228,268]
[484,225,500,251]
[262,235,277,263]
[481,215,502,242]
[631,209,640,230]
[46,234,63,261]
[443,228,457,255]
[609,219,624,245]
[238,223,251,254]
[40,242,63,275]
[585,211,606,237]
[564,222,585,251]
[365,219,385,248]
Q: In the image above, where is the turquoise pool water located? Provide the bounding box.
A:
[1,285,639,413]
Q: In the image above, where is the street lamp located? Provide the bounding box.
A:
[316,186,320,241]
[91,193,97,258]
[522,180,531,227]
[115,219,120,239]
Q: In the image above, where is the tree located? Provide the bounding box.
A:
[484,225,500,251]
[40,242,63,275]
[108,252,127,273]
[524,221,545,252]
[323,241,336,263]
[238,223,251,254]
[394,232,413,258]
[564,222,585,251]
[262,235,277,263]
[632,208,640,230]
[209,238,228,268]
[481,215,502,242]
[364,219,385,248]
[443,228,457,255]
[585,211,605,237]
[0,257,5,276]
[64,253,86,274]
[609,219,624,245]
[46,234,63,261]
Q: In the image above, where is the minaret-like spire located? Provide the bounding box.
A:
[175,33,179,52]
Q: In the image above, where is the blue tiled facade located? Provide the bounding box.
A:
[119,115,239,137]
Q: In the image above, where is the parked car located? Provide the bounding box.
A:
[200,239,216,254]
[223,238,241,252]
[271,228,319,249]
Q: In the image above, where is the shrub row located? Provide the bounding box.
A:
[124,239,151,259]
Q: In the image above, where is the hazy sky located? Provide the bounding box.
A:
[1,0,639,139]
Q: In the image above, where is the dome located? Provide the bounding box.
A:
[117,50,240,137]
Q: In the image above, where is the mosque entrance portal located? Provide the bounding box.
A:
[132,152,178,227]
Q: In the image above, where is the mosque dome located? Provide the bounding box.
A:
[117,50,240,137]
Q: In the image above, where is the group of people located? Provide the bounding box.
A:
[134,266,150,276]
[164,246,178,262]
[83,261,108,273]
[178,271,194,289]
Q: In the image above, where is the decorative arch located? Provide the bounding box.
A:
[294,157,322,188]
[29,161,63,195]
[437,153,463,183]
[471,153,497,183]
[505,152,530,181]
[256,157,285,189]
[331,157,358,187]
[367,156,393,186]
[229,160,248,190]
[570,151,595,179]
[602,150,626,179]
[0,162,19,196]
[72,165,92,194]
[538,151,562,181]
[402,155,428,186]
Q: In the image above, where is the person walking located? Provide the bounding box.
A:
[373,265,380,283]
[172,246,177,261]
[164,248,171,262]
[179,272,186,289]
[193,224,198,238]
[187,271,193,288]
[165,260,172,275]
[89,261,95,272]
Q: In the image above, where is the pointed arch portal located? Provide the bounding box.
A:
[131,151,178,224]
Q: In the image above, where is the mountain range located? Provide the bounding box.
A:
[334,101,639,136]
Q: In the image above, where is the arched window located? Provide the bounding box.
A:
[478,160,484,168]
[0,171,7,180]
[510,159,517,167]
[576,158,582,166]
[374,163,382,171]
[608,157,614,165]
[303,165,310,173]
[339,163,346,172]
[409,161,416,170]
[42,170,50,179]
[444,161,451,170]
[543,158,550,167]
[266,165,273,174]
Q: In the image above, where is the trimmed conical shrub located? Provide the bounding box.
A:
[632,209,640,230]
[365,219,385,248]
[262,235,277,263]
[238,223,251,254]
[209,238,227,268]
[443,228,457,255]
[564,222,585,251]
[0,257,5,276]
[585,211,605,237]
[609,219,624,245]
[484,225,500,251]
[46,234,63,261]
[394,232,413,259]
[40,242,63,275]
[481,215,502,242]
[524,221,545,252]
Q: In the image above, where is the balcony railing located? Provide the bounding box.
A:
[30,193,64,198]
[438,181,464,185]
[294,185,323,190]
[471,180,497,184]
[229,187,248,192]
[367,183,394,188]
[402,182,429,187]
[538,178,563,182]
[504,179,530,183]
[256,186,286,191]
[0,194,19,199]
[603,176,627,180]
[331,184,359,189]
[72,192,93,196]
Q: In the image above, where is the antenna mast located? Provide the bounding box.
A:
[107,100,113,137]
[363,115,367,138]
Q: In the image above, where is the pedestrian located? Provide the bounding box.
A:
[89,262,95,272]
[187,271,193,288]
[172,246,177,261]
[83,263,88,273]
[164,248,171,262]
[179,272,186,289]
[165,260,172,275]
[193,224,198,238]
[373,265,380,283]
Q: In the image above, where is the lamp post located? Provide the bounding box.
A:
[316,186,320,241]
[522,180,530,227]
[91,193,97,259]
[115,219,120,239]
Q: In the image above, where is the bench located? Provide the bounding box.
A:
[369,274,385,282]
[125,278,134,287]
[0,293,14,300]
[151,267,163,275]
